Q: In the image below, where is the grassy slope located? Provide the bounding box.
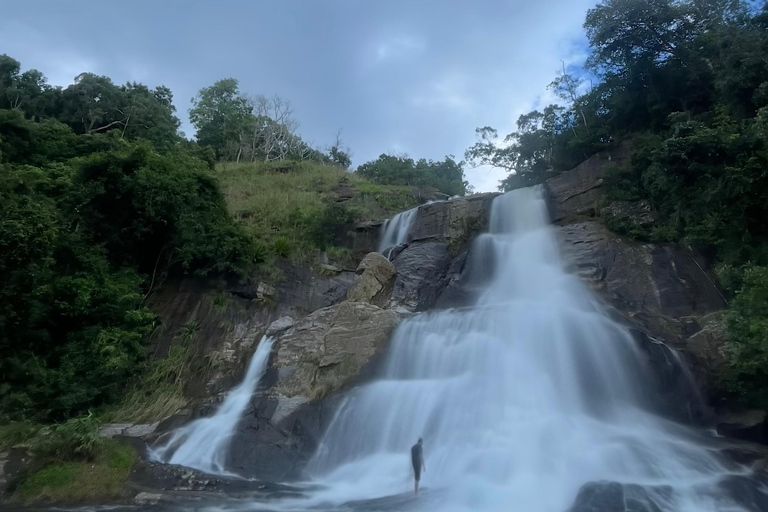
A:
[218,160,418,253]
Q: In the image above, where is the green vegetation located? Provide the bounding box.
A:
[1,415,135,504]
[13,439,134,504]
[466,0,768,406]
[356,153,470,197]
[218,160,418,256]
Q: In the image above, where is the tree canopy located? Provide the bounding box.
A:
[0,60,257,420]
[356,154,470,197]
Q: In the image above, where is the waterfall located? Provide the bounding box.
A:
[150,337,274,476]
[377,206,419,254]
[287,188,755,512]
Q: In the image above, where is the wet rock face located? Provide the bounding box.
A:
[390,242,455,312]
[569,481,669,512]
[601,200,657,228]
[717,410,768,445]
[147,262,356,400]
[558,222,725,344]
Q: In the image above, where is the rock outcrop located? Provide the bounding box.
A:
[346,252,395,306]
[274,301,399,400]
[558,222,726,346]
[569,481,667,512]
[545,141,631,223]
[408,192,498,250]
[544,144,731,412]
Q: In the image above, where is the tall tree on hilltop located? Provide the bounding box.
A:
[189,78,252,159]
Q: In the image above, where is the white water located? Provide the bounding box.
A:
[151,337,274,476]
[203,188,760,512]
[378,206,419,254]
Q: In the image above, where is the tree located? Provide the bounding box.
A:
[189,78,252,159]
[357,154,468,196]
[465,105,577,191]
[326,130,352,169]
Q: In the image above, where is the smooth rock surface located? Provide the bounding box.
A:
[558,221,725,345]
[275,301,399,399]
[390,242,454,312]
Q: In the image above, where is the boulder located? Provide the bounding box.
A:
[390,242,454,312]
[275,301,399,399]
[346,252,395,305]
[717,410,768,445]
[266,316,295,337]
[569,481,668,512]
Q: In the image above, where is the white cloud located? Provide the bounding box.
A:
[374,35,425,62]
[411,74,474,111]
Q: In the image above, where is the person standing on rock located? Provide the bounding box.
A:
[411,437,425,495]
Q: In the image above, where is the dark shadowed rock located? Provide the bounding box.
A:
[569,481,668,512]
[717,410,768,445]
[558,222,725,343]
[601,200,657,228]
[545,141,632,224]
[352,221,384,255]
[716,474,768,511]
[390,242,454,312]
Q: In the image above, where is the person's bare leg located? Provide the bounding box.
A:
[414,479,419,495]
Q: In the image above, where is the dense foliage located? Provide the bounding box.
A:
[0,60,257,420]
[467,0,768,405]
[356,153,470,197]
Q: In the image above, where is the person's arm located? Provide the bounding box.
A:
[422,457,426,472]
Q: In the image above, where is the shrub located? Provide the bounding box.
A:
[30,413,102,461]
[724,265,768,407]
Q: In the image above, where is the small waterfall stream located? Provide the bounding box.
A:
[150,337,274,476]
[377,206,420,255]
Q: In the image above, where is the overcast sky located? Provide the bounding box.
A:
[1,0,598,192]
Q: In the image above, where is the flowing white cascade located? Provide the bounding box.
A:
[273,187,750,512]
[378,206,419,254]
[150,337,274,476]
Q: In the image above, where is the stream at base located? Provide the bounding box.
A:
[161,188,764,511]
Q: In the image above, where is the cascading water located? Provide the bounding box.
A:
[378,206,420,255]
[150,337,274,476]
[264,187,758,512]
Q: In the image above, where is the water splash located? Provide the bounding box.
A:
[150,337,274,476]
